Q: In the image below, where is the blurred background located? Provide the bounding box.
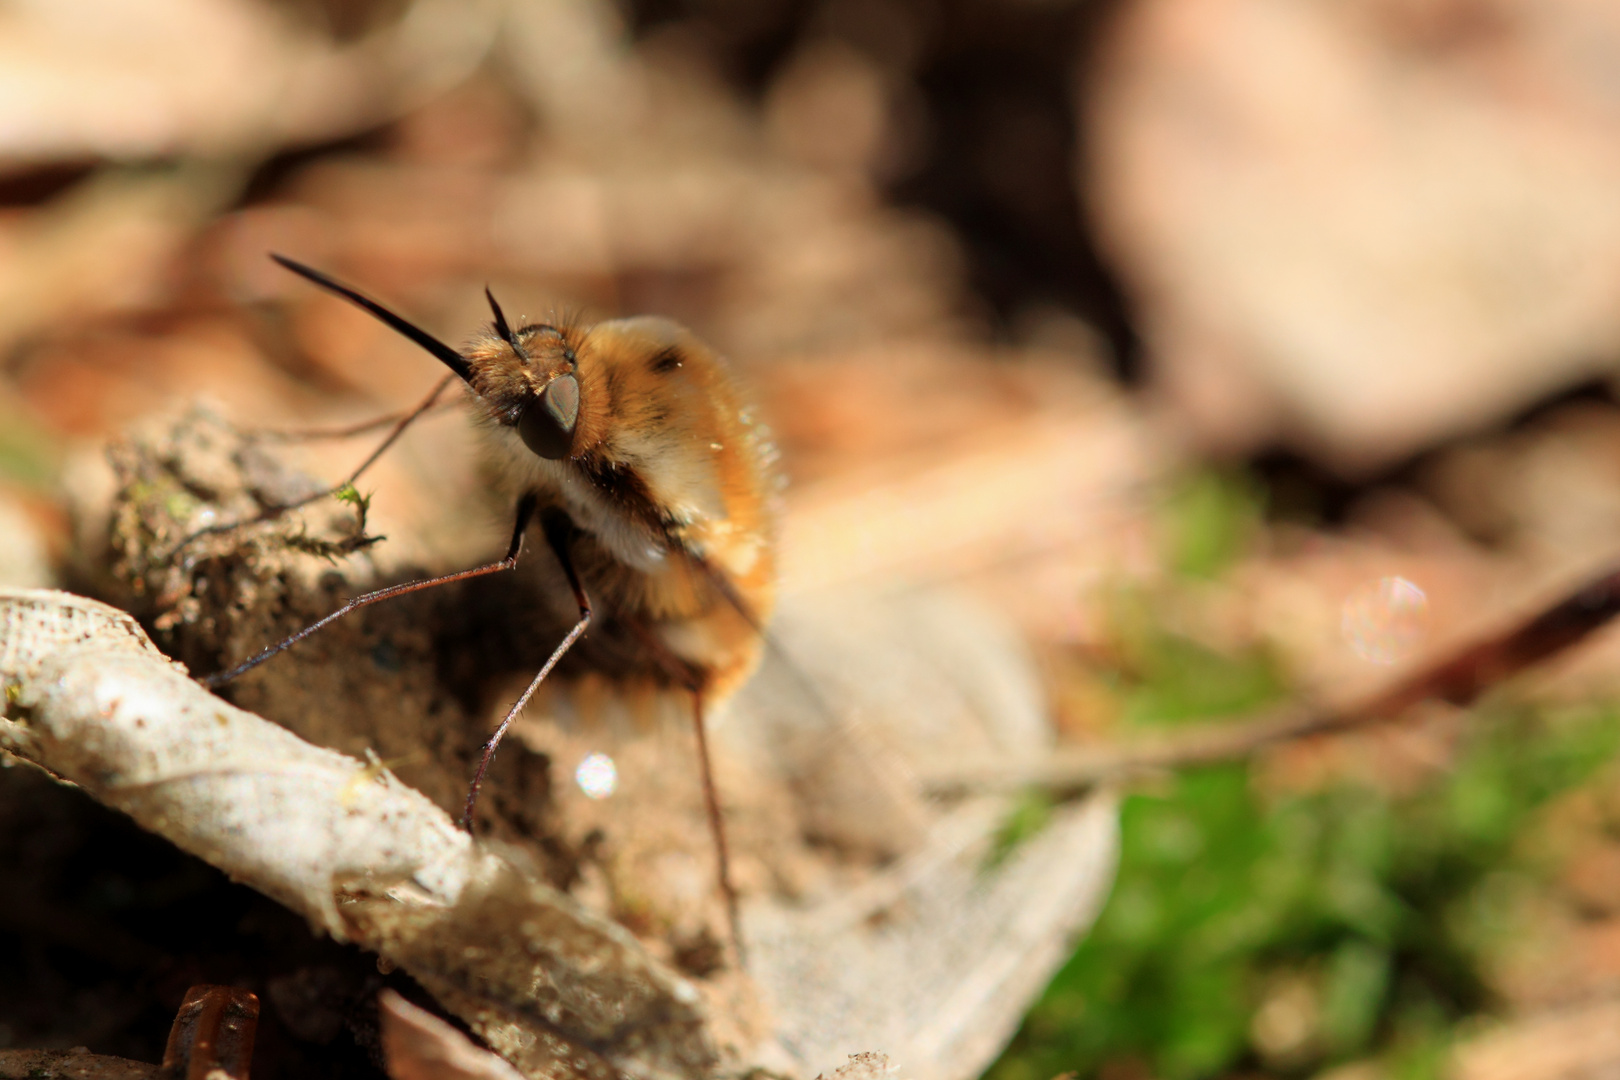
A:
[7,0,1620,1078]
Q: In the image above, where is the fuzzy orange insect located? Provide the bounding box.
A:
[205,255,779,949]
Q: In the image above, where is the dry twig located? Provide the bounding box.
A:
[921,565,1620,796]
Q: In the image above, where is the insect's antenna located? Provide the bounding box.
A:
[271,254,474,384]
[485,287,521,350]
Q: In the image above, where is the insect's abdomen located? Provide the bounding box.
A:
[581,370,777,700]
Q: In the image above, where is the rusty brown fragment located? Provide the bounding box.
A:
[1387,568,1620,711]
[160,985,259,1080]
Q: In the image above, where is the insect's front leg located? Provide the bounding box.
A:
[203,494,539,687]
[461,505,594,830]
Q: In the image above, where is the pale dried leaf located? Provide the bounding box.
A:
[0,588,714,1080]
[0,0,499,165]
[814,1053,906,1080]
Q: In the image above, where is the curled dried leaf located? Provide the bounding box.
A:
[0,588,715,1080]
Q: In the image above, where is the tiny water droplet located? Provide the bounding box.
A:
[576,752,617,799]
[1341,576,1428,665]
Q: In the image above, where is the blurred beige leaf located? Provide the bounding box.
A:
[1452,998,1620,1080]
[0,0,499,165]
[0,166,241,356]
[1087,0,1620,474]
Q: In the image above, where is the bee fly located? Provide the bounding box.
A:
[204,255,779,952]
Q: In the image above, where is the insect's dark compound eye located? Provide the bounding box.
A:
[517,373,579,459]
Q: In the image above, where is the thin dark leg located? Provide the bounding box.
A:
[460,511,594,831]
[202,494,537,688]
[178,374,458,552]
[622,618,745,964]
[253,374,460,443]
[329,373,459,491]
[691,690,745,965]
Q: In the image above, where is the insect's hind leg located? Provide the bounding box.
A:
[202,493,538,688]
[689,688,745,966]
[622,619,745,966]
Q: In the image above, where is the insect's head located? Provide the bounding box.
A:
[464,290,581,461]
[270,254,583,461]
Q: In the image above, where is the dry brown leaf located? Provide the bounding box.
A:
[1088,0,1620,472]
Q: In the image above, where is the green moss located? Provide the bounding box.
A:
[990,463,1620,1080]
[1162,470,1265,581]
[987,703,1620,1080]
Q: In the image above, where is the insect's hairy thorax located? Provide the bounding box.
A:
[468,315,778,697]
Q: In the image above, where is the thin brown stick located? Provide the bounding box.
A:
[922,564,1620,796]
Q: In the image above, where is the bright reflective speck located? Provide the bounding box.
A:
[575,752,617,799]
[1341,576,1428,665]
